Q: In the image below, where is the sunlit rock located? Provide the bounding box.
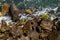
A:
[1,3,9,16]
[25,9,32,15]
[41,13,50,19]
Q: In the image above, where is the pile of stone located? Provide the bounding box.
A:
[0,3,60,40]
[0,16,60,40]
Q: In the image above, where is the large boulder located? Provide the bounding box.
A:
[9,4,22,22]
[40,19,53,31]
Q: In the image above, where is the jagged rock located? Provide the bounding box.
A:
[9,4,22,22]
[23,19,38,32]
[32,7,39,12]
[40,30,49,38]
[0,32,9,40]
[1,20,10,32]
[23,20,32,32]
[15,19,29,26]
[0,3,60,40]
[23,17,41,33]
[20,35,30,40]
[28,31,39,40]
[7,37,14,40]
[55,31,60,40]
[40,19,53,31]
[56,21,60,30]
[33,16,43,25]
[10,26,23,38]
[30,20,41,33]
[48,30,58,40]
[53,18,59,26]
[1,20,7,26]
[53,18,60,30]
[1,3,9,16]
[56,6,60,13]
[48,10,54,14]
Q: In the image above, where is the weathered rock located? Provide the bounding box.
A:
[53,18,60,30]
[0,32,9,40]
[28,31,39,40]
[56,6,60,13]
[32,7,39,12]
[23,20,32,32]
[10,26,23,38]
[55,31,60,40]
[48,31,58,40]
[1,3,9,16]
[40,19,53,31]
[56,21,60,30]
[20,35,30,40]
[53,18,59,26]
[9,4,22,22]
[1,20,10,32]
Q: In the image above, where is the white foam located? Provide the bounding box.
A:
[32,8,48,16]
[51,15,57,20]
[0,7,59,26]
[20,14,27,20]
[0,16,12,25]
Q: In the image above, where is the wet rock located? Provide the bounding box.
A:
[56,6,60,13]
[48,10,54,14]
